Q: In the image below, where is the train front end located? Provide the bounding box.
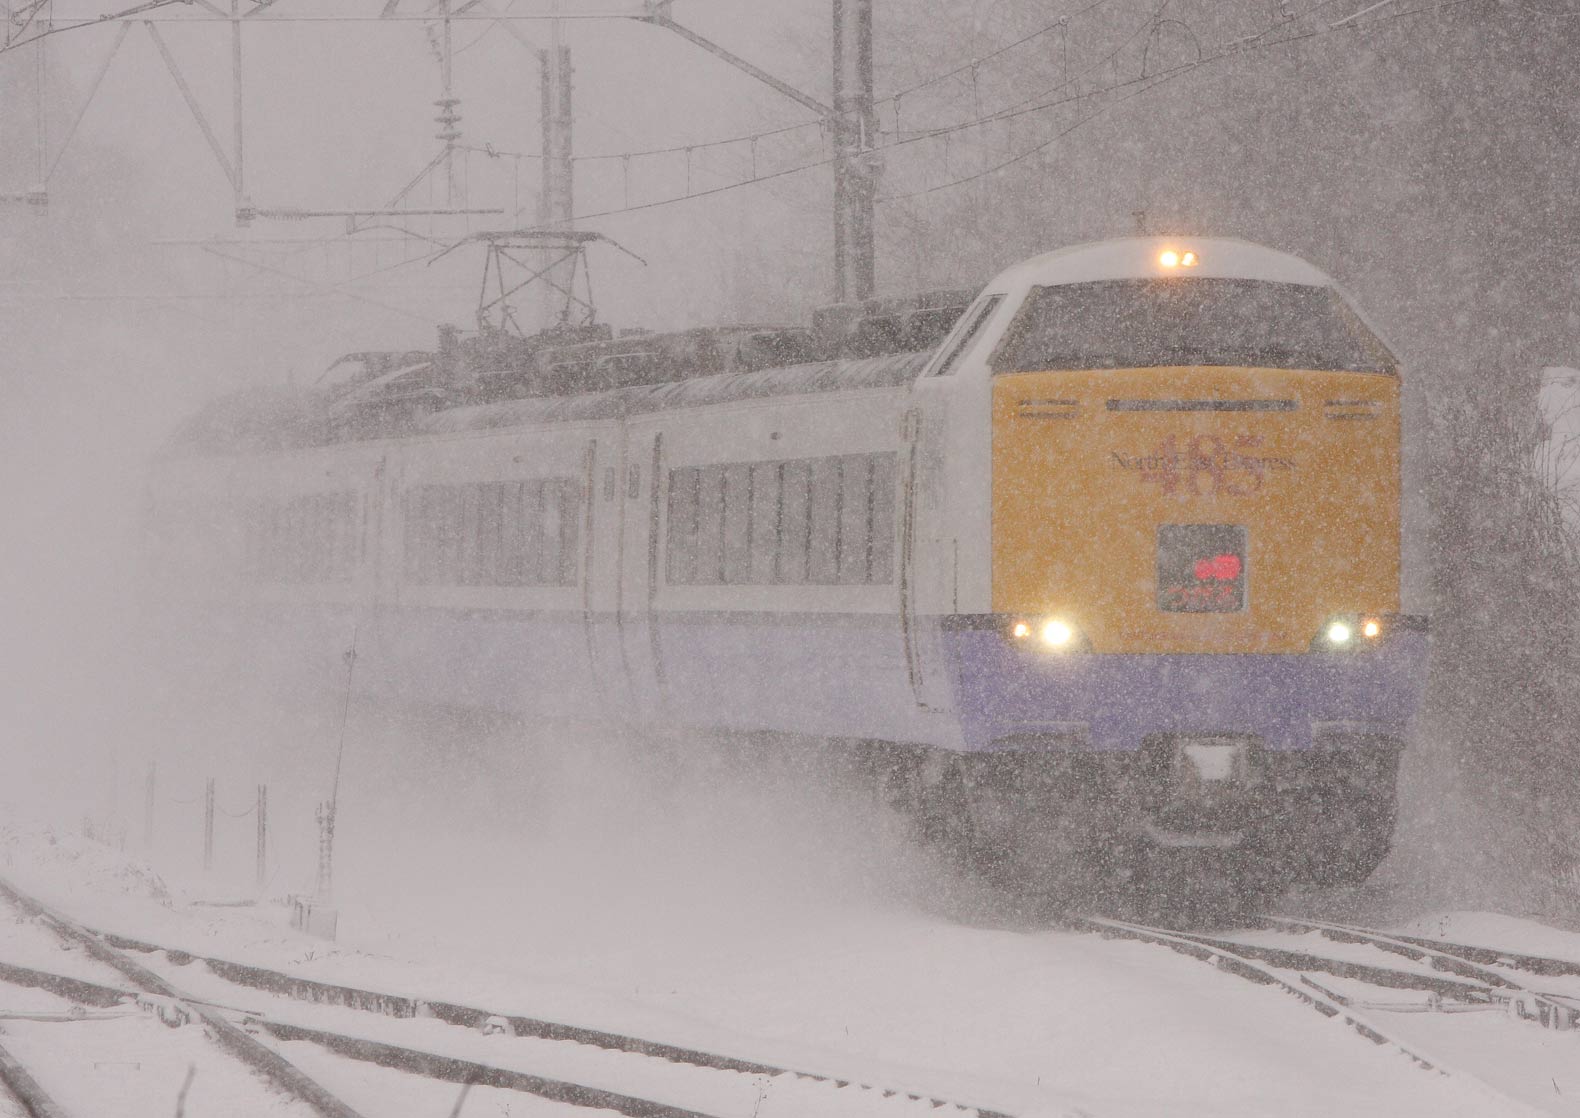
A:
[948,239,1426,884]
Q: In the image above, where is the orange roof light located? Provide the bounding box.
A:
[1159,250,1180,268]
[1180,250,1199,267]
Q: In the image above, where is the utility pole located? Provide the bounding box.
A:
[230,0,249,223]
[847,0,878,303]
[143,761,156,851]
[31,0,48,213]
[437,0,462,207]
[317,630,358,906]
[833,0,881,302]
[255,784,268,892]
[202,777,215,872]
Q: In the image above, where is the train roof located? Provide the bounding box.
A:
[161,236,1375,460]
[985,236,1335,292]
[158,350,933,457]
[423,350,931,436]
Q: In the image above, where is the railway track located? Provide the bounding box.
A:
[1068,911,1580,1115]
[1258,914,1580,1026]
[0,874,367,1118]
[7,868,1573,1116]
[0,877,1019,1118]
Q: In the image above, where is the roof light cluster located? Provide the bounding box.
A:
[1158,249,1199,270]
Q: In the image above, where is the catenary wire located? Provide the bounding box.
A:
[879,0,1489,204]
[560,0,1481,224]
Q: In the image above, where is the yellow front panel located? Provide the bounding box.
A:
[991,367,1400,654]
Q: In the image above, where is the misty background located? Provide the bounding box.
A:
[1,0,1576,918]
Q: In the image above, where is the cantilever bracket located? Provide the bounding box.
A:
[634,7,832,117]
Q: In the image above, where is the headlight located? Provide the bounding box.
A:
[1314,614,1385,650]
[1040,619,1075,648]
[1005,615,1090,652]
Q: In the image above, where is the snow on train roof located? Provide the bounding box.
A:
[422,349,931,435]
[985,236,1335,293]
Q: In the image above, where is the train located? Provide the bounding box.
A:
[145,235,1428,893]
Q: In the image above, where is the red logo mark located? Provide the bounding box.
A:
[1193,553,1242,582]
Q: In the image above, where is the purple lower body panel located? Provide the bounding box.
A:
[942,621,1429,753]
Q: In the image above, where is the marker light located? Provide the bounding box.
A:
[1011,621,1032,640]
[1159,250,1180,268]
[1180,250,1199,267]
[1362,618,1381,639]
[1041,619,1075,648]
[1325,621,1353,645]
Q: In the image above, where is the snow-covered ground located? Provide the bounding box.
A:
[4,786,1579,1118]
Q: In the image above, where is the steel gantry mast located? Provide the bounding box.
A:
[830,0,876,303]
[3,0,882,303]
[538,14,574,327]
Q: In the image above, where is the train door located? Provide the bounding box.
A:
[615,425,667,721]
[366,452,395,609]
[583,427,652,720]
[899,406,955,713]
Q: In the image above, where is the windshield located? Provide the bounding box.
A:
[992,278,1395,375]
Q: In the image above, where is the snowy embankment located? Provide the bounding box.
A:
[3,805,1573,1117]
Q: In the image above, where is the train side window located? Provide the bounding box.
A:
[660,453,898,587]
[286,501,303,580]
[350,492,364,574]
[748,462,781,585]
[436,486,464,583]
[869,453,897,583]
[402,488,426,582]
[721,464,752,584]
[808,457,842,584]
[556,479,582,586]
[929,293,1004,377]
[403,485,458,584]
[308,495,327,582]
[270,502,289,581]
[497,482,524,585]
[836,455,870,584]
[299,498,320,581]
[293,497,312,582]
[457,485,480,585]
[666,467,701,584]
[291,497,313,582]
[331,493,353,581]
[694,464,727,584]
[279,499,301,581]
[320,495,337,580]
[332,493,356,581]
[475,484,504,586]
[520,480,546,584]
[778,459,812,584]
[541,480,566,586]
[240,502,261,579]
[243,491,358,584]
